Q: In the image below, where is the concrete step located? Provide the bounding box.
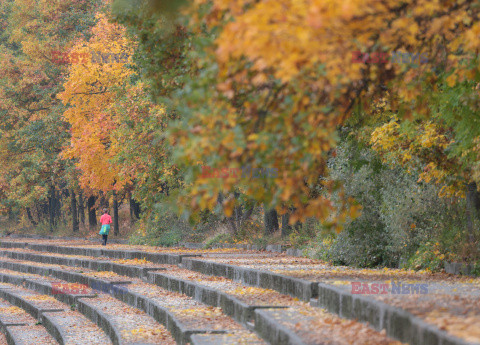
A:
[0,257,264,345]
[0,282,111,345]
[0,297,57,345]
[0,269,176,345]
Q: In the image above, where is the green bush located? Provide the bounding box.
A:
[204,233,232,248]
[313,136,461,269]
[129,203,192,247]
[405,241,444,271]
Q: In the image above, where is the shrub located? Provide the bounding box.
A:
[314,136,463,269]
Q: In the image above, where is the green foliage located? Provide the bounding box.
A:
[313,136,469,269]
[128,210,190,247]
[288,219,318,249]
[405,241,444,271]
[204,233,232,249]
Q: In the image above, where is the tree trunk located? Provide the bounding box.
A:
[100,192,108,209]
[129,194,141,221]
[70,190,79,233]
[113,191,119,236]
[48,186,56,231]
[78,190,85,225]
[264,206,279,236]
[281,212,292,238]
[55,189,62,223]
[466,182,479,243]
[26,207,37,227]
[87,196,97,229]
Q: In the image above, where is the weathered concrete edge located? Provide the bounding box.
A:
[0,250,161,280]
[3,241,200,265]
[77,298,122,345]
[0,259,228,345]
[40,312,68,345]
[314,283,477,345]
[254,308,307,345]
[180,242,306,257]
[181,257,316,302]
[444,262,476,277]
[148,271,288,325]
[4,326,30,345]
[0,287,67,345]
[190,333,262,345]
[0,289,64,320]
[114,287,227,345]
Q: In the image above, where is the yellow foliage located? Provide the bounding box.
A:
[58,13,135,192]
[370,115,462,198]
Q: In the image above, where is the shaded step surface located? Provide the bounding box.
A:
[0,283,111,345]
[78,295,176,345]
[5,239,480,345]
[0,269,177,345]
[1,247,407,345]
[0,256,264,345]
[255,306,404,345]
[190,331,266,345]
[0,297,58,345]
[0,249,405,345]
[148,265,302,324]
[42,310,112,345]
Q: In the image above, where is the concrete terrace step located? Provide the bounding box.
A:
[147,266,301,325]
[42,310,112,345]
[0,246,401,345]
[0,297,57,345]
[180,256,316,301]
[0,282,111,345]
[0,243,405,345]
[0,249,167,280]
[3,239,480,345]
[27,242,201,265]
[253,306,403,345]
[0,257,265,345]
[190,331,267,345]
[311,282,478,345]
[77,295,176,345]
[0,241,317,301]
[0,269,176,345]
[0,240,199,265]
[0,248,306,326]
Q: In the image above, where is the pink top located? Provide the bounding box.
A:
[100,214,112,225]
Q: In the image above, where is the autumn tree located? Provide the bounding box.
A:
[59,11,136,235]
[111,0,480,231]
[0,0,98,230]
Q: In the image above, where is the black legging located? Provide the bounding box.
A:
[102,234,108,246]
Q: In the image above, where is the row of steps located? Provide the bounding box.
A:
[0,295,57,345]
[0,280,111,345]
[0,244,403,345]
[0,257,265,345]
[0,270,178,344]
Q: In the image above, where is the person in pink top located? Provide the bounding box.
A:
[99,208,113,246]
